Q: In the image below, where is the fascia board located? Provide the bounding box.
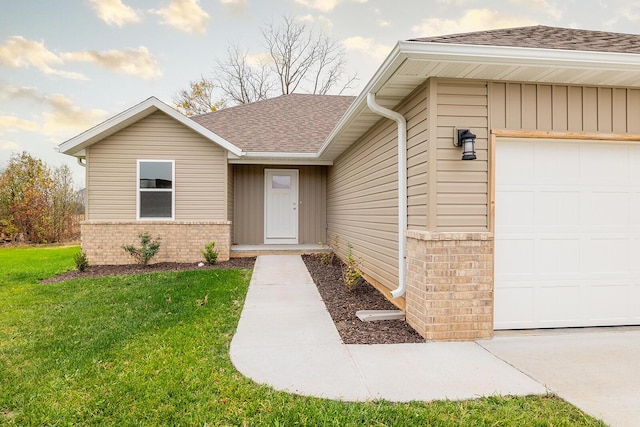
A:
[58,97,244,157]
[399,40,640,71]
[317,42,407,158]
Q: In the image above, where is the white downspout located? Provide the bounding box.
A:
[366,93,407,298]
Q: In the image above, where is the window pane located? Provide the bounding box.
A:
[272,175,291,189]
[140,191,172,218]
[140,162,172,189]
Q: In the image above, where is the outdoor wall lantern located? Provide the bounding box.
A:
[454,128,477,160]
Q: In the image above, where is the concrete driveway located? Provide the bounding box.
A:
[479,328,640,427]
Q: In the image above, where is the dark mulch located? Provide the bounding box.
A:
[42,253,423,345]
[303,254,424,345]
[41,257,256,283]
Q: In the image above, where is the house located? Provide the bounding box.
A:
[60,26,640,341]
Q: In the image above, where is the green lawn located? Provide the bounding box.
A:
[0,246,606,426]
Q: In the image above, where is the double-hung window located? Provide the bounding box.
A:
[137,160,174,219]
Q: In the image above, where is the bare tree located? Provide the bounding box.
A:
[263,15,357,96]
[215,44,276,105]
[174,15,357,111]
[173,77,226,116]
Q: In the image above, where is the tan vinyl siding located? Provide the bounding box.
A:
[227,164,234,242]
[490,82,640,133]
[233,165,326,244]
[86,111,227,221]
[327,86,429,291]
[436,80,489,231]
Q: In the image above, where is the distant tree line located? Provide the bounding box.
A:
[0,152,83,244]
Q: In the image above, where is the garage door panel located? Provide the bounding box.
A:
[535,191,580,228]
[495,191,534,228]
[494,287,534,327]
[537,239,580,275]
[496,142,535,184]
[580,144,630,185]
[583,238,628,274]
[495,239,534,276]
[588,192,629,227]
[495,139,640,329]
[587,284,630,322]
[536,143,579,185]
[537,285,581,324]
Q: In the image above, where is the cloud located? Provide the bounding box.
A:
[511,0,562,19]
[377,19,390,28]
[295,0,367,13]
[343,36,391,60]
[245,51,271,67]
[40,94,108,135]
[63,47,162,80]
[297,14,333,29]
[89,0,141,26]
[153,0,209,35]
[0,140,20,151]
[0,86,108,136]
[220,0,246,13]
[411,9,537,36]
[0,115,39,132]
[0,36,86,80]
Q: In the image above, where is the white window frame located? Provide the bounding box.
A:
[136,159,175,220]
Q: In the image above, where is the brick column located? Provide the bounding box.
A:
[405,230,494,341]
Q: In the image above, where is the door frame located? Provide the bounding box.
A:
[264,168,299,244]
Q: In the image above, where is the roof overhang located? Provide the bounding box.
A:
[58,96,244,157]
[228,151,333,166]
[318,40,640,161]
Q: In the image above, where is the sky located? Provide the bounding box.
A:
[2,0,640,187]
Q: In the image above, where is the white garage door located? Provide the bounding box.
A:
[494,139,640,329]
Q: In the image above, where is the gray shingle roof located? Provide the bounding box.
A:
[192,93,355,153]
[409,25,640,54]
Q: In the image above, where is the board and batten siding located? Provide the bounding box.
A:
[435,79,490,231]
[86,111,228,221]
[232,165,327,244]
[490,82,640,134]
[327,85,429,292]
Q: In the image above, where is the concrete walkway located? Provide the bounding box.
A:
[230,255,546,401]
[230,255,640,426]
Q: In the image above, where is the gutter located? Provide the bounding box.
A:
[366,93,407,299]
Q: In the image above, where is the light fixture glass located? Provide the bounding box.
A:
[456,129,477,160]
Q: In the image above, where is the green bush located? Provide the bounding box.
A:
[122,232,161,265]
[201,241,219,264]
[73,250,89,272]
[342,243,362,292]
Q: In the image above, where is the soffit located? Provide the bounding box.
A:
[319,41,640,162]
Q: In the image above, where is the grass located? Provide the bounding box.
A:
[0,246,606,426]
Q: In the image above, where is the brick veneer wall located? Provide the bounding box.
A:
[405,230,494,341]
[81,221,231,265]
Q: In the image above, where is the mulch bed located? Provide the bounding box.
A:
[41,257,256,283]
[303,254,424,345]
[42,253,424,345]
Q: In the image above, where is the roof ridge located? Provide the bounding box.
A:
[194,93,356,120]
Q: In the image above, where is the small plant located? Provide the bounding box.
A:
[318,241,335,266]
[342,243,362,292]
[74,250,89,272]
[122,232,161,266]
[201,241,219,264]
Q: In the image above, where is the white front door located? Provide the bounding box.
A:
[494,139,640,330]
[264,169,299,244]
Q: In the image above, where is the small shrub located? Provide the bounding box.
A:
[122,232,161,266]
[74,250,89,272]
[318,241,334,266]
[342,243,362,292]
[201,241,219,264]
